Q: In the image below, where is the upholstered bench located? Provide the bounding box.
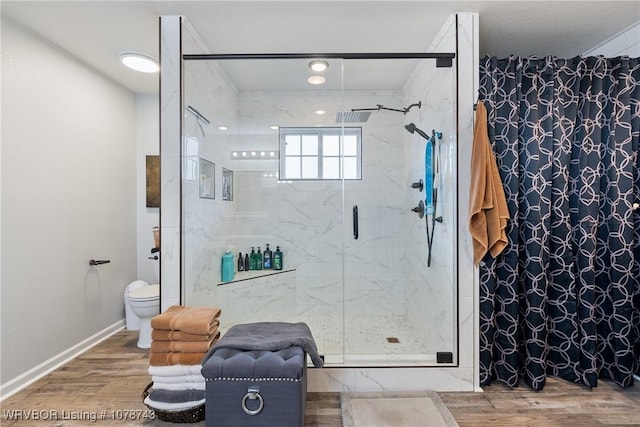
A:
[201,346,307,426]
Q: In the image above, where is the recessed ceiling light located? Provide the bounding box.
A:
[307,75,326,85]
[270,125,279,130]
[119,51,159,73]
[315,110,326,115]
[218,125,228,130]
[309,60,329,72]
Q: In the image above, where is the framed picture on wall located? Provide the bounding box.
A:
[145,155,160,207]
[199,158,215,199]
[222,168,233,201]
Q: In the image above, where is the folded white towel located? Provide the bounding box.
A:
[148,364,202,377]
[152,381,206,391]
[144,396,205,412]
[151,374,205,384]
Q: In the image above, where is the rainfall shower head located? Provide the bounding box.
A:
[336,111,372,123]
[404,123,430,140]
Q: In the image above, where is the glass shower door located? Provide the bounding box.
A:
[340,58,457,364]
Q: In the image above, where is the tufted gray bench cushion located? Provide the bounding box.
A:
[202,346,307,426]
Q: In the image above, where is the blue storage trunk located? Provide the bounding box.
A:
[201,346,307,426]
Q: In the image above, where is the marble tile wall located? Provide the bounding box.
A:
[159,16,183,311]
[230,91,410,321]
[182,59,239,308]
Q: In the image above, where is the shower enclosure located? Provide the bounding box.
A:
[180,54,457,367]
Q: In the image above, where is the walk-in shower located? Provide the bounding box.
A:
[180,53,458,367]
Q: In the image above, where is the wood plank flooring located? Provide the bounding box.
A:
[2,330,639,426]
[440,376,640,427]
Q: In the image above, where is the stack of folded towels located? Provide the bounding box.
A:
[144,305,221,413]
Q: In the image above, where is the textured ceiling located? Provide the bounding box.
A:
[2,1,639,94]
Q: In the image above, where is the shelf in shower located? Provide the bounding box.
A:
[217,268,296,286]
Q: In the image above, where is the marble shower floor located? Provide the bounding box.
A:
[294,314,440,366]
[218,314,441,365]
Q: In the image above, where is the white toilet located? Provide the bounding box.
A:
[124,280,149,330]
[129,284,160,349]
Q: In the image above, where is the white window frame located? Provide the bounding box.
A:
[278,127,362,181]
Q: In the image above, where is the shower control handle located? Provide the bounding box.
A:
[411,179,424,192]
[411,200,425,219]
[353,205,359,240]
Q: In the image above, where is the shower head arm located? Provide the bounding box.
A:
[403,101,422,114]
[351,101,422,115]
[413,127,430,140]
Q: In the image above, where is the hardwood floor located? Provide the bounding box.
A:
[1,330,638,426]
[440,377,640,426]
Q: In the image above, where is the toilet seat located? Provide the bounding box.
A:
[130,284,159,301]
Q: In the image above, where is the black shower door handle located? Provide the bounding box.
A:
[353,205,359,240]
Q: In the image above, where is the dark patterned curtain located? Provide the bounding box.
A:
[478,55,640,391]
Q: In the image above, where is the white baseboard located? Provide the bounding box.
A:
[0,319,125,401]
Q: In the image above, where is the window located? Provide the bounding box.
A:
[279,127,362,180]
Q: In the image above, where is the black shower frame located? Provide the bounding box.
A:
[180,50,460,368]
[183,52,455,68]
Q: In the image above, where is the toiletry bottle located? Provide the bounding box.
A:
[273,246,283,270]
[237,252,244,272]
[256,247,263,270]
[244,252,250,271]
[263,244,272,269]
[221,251,235,282]
[249,247,256,270]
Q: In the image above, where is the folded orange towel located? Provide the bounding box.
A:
[151,323,219,342]
[469,101,510,265]
[151,305,222,334]
[150,305,185,331]
[149,351,209,366]
[150,332,220,353]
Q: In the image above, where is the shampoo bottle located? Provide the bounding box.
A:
[244,253,250,271]
[263,244,272,269]
[221,251,235,282]
[250,247,256,270]
[256,247,263,270]
[237,252,244,272]
[273,246,283,270]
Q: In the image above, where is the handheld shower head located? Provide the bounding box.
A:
[404,122,430,140]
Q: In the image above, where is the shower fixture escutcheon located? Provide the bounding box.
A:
[411,179,424,192]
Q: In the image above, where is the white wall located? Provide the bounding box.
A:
[0,17,137,392]
[583,21,640,56]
